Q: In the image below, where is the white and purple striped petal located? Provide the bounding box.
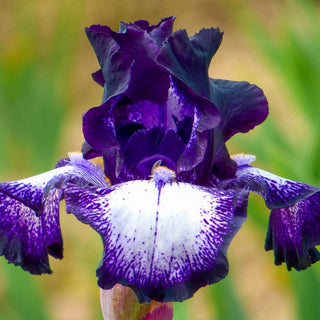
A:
[220,154,320,271]
[0,153,107,274]
[0,189,63,274]
[220,154,319,209]
[265,193,320,271]
[65,179,248,302]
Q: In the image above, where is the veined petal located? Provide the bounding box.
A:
[220,154,320,271]
[65,180,248,302]
[0,189,63,274]
[265,192,320,271]
[220,154,319,209]
[0,153,107,274]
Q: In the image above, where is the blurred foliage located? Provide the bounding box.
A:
[1,0,320,319]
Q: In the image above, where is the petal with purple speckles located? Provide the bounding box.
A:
[265,192,320,271]
[0,153,108,273]
[220,154,320,271]
[65,180,248,302]
[0,188,63,274]
[219,157,319,209]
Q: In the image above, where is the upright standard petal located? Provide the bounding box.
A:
[208,79,268,180]
[65,174,248,302]
[209,79,268,142]
[0,153,108,274]
[157,27,223,97]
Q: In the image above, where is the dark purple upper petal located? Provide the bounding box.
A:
[83,17,269,185]
[92,69,105,87]
[127,17,175,48]
[86,22,170,105]
[0,153,108,274]
[157,27,223,97]
[209,79,269,142]
[82,102,118,152]
[65,178,248,302]
[207,80,268,180]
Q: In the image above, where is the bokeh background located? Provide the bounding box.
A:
[1,0,320,319]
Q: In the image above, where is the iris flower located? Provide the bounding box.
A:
[1,16,320,310]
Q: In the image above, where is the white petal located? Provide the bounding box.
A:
[65,180,248,302]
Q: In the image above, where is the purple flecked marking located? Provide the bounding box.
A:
[219,164,319,209]
[65,180,248,302]
[265,191,320,271]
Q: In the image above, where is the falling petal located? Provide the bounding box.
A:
[65,178,248,302]
[265,192,320,271]
[0,153,107,273]
[220,155,318,209]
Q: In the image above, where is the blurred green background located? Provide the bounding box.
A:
[1,0,320,319]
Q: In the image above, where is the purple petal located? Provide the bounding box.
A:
[177,128,209,175]
[207,79,268,179]
[0,153,107,274]
[102,147,124,185]
[85,25,134,100]
[168,75,220,140]
[0,187,63,274]
[86,23,170,104]
[210,142,238,180]
[123,128,185,175]
[81,141,103,160]
[157,27,223,97]
[82,102,119,152]
[65,180,248,302]
[123,128,164,167]
[112,100,165,132]
[220,155,319,209]
[265,192,320,271]
[209,79,268,141]
[219,154,320,271]
[131,16,175,48]
[92,69,105,87]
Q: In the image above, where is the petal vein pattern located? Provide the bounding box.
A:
[220,164,319,209]
[65,180,248,302]
[0,153,108,274]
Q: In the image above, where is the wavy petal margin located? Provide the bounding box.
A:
[0,154,107,273]
[65,180,248,302]
[220,154,320,271]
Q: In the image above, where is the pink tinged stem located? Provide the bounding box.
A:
[100,285,174,320]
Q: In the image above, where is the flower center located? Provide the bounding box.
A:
[150,163,176,183]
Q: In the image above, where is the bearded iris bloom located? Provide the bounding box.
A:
[1,16,320,306]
